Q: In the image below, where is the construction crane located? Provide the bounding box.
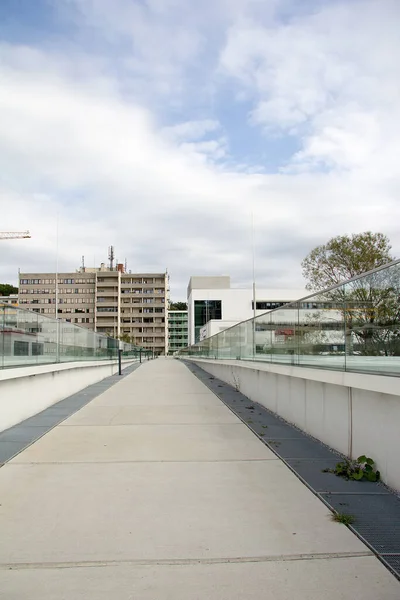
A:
[0,231,31,240]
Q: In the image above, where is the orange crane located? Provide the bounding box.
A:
[0,231,31,240]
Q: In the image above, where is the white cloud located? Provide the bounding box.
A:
[219,0,400,175]
[1,0,400,302]
[162,120,221,142]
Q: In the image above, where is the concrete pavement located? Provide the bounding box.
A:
[0,358,398,598]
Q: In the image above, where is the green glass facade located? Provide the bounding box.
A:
[168,310,188,354]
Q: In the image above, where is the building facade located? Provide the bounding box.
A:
[187,276,306,345]
[18,272,96,326]
[0,294,18,307]
[168,310,188,354]
[19,266,169,355]
[96,269,168,355]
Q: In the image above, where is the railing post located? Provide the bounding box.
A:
[118,348,122,375]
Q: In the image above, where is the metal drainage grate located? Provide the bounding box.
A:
[381,555,400,578]
[321,493,400,554]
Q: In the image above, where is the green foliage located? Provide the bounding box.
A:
[0,283,18,296]
[331,512,355,526]
[117,333,137,345]
[169,301,188,310]
[332,456,380,482]
[301,232,394,291]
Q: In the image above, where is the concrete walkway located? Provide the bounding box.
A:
[0,358,398,598]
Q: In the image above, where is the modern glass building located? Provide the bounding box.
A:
[187,276,306,345]
[168,310,188,354]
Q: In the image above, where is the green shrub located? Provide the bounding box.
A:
[333,455,380,482]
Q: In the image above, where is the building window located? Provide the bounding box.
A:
[14,341,30,355]
[194,300,222,343]
[252,301,286,310]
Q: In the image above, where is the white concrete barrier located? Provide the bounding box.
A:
[0,359,138,432]
[187,358,400,491]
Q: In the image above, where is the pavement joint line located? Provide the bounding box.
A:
[270,457,341,461]
[317,491,392,496]
[0,551,374,571]
[64,403,220,408]
[5,458,280,466]
[58,422,245,427]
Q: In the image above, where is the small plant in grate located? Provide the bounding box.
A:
[231,368,241,392]
[332,455,380,482]
[331,512,355,526]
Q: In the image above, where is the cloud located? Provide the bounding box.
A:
[219,0,400,173]
[1,0,400,303]
[162,120,221,142]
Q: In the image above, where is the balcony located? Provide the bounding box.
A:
[96,290,117,297]
[96,312,118,318]
[96,280,118,287]
[95,320,118,328]
[96,307,118,314]
[96,296,118,308]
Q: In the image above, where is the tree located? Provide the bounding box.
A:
[301,233,400,356]
[169,301,187,310]
[117,333,138,345]
[0,283,18,296]
[301,232,394,292]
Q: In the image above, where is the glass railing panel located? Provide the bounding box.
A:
[296,293,346,370]
[238,320,253,360]
[343,262,400,375]
[0,303,142,369]
[254,312,272,363]
[36,312,58,365]
[0,305,5,368]
[9,306,40,367]
[263,304,299,365]
[177,260,400,376]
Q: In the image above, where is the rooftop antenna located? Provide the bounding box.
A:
[125,258,127,273]
[108,245,115,270]
[82,255,85,272]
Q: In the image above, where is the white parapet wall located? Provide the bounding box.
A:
[0,359,138,432]
[186,358,400,491]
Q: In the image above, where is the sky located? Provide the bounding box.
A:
[1,0,399,301]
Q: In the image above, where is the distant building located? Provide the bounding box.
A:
[168,310,188,353]
[0,294,18,307]
[96,269,168,355]
[18,261,169,355]
[187,276,306,345]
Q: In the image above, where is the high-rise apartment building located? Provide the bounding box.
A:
[18,272,96,327]
[95,269,168,355]
[19,264,169,354]
[168,310,188,353]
